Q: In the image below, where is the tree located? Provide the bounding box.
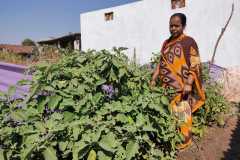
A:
[22,38,36,46]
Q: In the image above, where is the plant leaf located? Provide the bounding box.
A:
[126,141,139,160]
[48,95,62,110]
[59,141,68,152]
[0,149,5,160]
[10,110,27,121]
[87,150,97,160]
[99,132,119,152]
[97,151,111,160]
[7,85,16,97]
[161,96,169,106]
[43,147,57,160]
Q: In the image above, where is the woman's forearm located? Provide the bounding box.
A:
[151,64,160,81]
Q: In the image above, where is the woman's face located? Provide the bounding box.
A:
[169,16,184,38]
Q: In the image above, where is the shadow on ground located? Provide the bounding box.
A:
[222,114,240,160]
[178,109,240,160]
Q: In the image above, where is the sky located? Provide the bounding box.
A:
[0,0,137,44]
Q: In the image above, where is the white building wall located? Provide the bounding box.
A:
[80,0,240,67]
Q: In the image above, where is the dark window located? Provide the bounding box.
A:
[105,12,114,21]
[171,0,185,9]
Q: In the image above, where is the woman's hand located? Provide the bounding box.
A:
[150,80,156,88]
[183,74,194,96]
[150,64,160,88]
[183,83,192,97]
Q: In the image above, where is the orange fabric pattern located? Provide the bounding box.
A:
[159,34,205,148]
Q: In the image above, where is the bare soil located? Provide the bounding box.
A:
[177,115,240,160]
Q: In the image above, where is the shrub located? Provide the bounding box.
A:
[0,49,181,160]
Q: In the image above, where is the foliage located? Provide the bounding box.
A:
[192,63,229,137]
[150,52,161,68]
[22,39,36,46]
[0,49,230,159]
[0,49,182,160]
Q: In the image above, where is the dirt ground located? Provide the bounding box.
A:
[177,115,240,160]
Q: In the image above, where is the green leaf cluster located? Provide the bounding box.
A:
[192,64,230,137]
[0,49,181,160]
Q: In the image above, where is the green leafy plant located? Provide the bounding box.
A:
[192,64,229,137]
[0,49,182,160]
[0,49,230,159]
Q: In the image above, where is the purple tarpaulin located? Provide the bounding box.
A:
[0,62,27,73]
[208,63,226,82]
[0,62,32,97]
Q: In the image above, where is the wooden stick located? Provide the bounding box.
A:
[211,3,235,64]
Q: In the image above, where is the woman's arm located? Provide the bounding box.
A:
[151,41,167,87]
[150,63,160,87]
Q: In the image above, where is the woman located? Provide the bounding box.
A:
[150,13,205,149]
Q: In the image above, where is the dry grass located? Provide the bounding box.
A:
[0,51,27,65]
[0,46,62,66]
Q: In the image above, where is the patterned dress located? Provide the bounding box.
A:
[159,34,205,148]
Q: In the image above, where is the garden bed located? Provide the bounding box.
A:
[0,48,231,160]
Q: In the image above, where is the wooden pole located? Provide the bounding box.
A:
[210,3,234,64]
